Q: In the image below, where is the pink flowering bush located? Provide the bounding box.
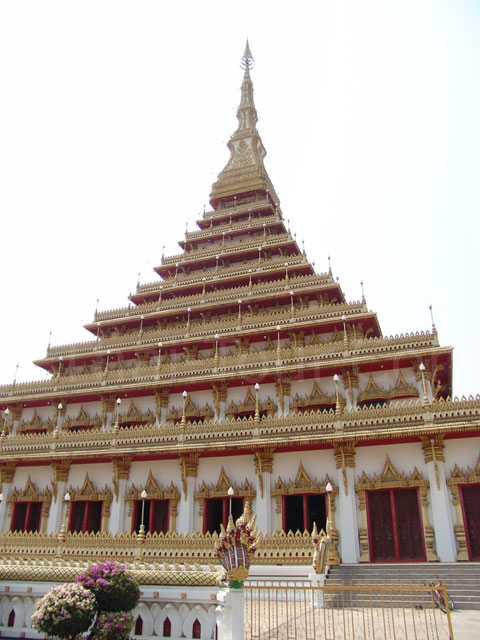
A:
[90,610,134,640]
[31,582,97,639]
[75,562,140,613]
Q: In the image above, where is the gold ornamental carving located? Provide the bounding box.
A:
[355,456,437,562]
[51,460,71,501]
[67,474,113,533]
[179,453,200,499]
[17,410,54,435]
[212,382,228,417]
[0,462,17,487]
[333,441,356,496]
[195,467,256,524]
[125,470,180,533]
[274,376,291,413]
[447,454,480,561]
[225,388,277,419]
[272,463,340,564]
[112,456,132,500]
[420,434,445,490]
[7,476,52,533]
[63,406,102,432]
[253,447,275,498]
[101,395,116,425]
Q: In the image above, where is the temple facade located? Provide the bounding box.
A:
[0,42,480,578]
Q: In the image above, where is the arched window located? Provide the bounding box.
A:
[192,618,201,639]
[7,610,15,627]
[163,617,172,637]
[135,616,143,635]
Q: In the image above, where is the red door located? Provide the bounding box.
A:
[461,484,480,560]
[367,488,425,562]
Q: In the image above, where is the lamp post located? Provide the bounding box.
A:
[222,231,226,246]
[187,307,191,331]
[214,333,220,366]
[276,325,281,358]
[139,489,148,538]
[59,492,71,544]
[342,314,348,347]
[216,255,220,272]
[53,402,63,440]
[113,397,121,434]
[96,322,101,341]
[419,363,429,404]
[333,374,341,416]
[254,383,260,423]
[248,269,253,288]
[263,222,266,239]
[290,290,294,316]
[228,486,234,517]
[139,314,144,336]
[175,263,179,279]
[258,247,262,263]
[325,482,333,536]
[238,299,242,323]
[284,262,289,281]
[181,390,187,426]
[202,277,206,296]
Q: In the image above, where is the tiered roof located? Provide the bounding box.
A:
[0,43,458,447]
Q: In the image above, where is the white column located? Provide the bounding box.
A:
[337,466,360,563]
[108,478,129,534]
[425,460,457,561]
[0,482,13,531]
[46,480,68,533]
[177,476,196,533]
[255,472,272,533]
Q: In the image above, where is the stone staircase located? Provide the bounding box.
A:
[327,563,480,610]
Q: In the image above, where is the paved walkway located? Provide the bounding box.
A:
[449,609,480,639]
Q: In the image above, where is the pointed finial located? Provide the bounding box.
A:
[360,280,365,303]
[328,255,332,275]
[429,303,436,334]
[241,39,254,71]
[48,330,52,350]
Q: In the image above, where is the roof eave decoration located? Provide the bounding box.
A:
[209,41,279,209]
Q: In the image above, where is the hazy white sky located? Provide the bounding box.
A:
[0,1,479,396]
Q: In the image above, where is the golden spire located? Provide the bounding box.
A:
[209,41,279,209]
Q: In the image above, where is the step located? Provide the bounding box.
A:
[327,563,480,610]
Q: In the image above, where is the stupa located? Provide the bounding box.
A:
[0,42,479,584]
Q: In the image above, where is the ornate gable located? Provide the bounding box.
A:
[194,466,256,500]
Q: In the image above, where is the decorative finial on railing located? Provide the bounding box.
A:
[241,39,254,71]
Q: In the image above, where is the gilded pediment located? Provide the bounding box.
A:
[194,466,256,499]
[118,401,155,426]
[355,455,428,490]
[68,473,112,503]
[272,462,334,496]
[63,406,102,430]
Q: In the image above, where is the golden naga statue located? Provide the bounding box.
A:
[311,522,330,574]
[214,501,259,588]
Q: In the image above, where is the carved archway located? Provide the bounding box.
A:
[355,456,437,562]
